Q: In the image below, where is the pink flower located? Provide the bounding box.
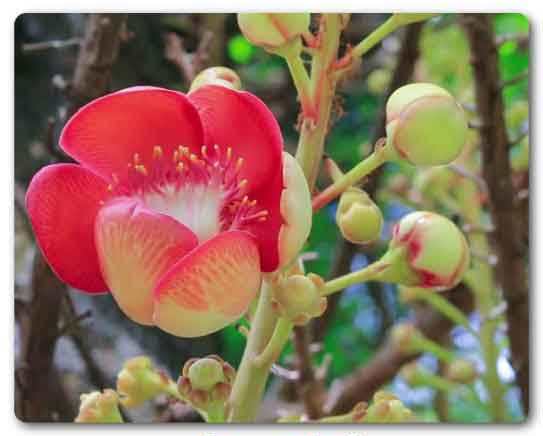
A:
[26,86,311,337]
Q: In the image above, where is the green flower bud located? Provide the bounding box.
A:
[237,13,310,51]
[398,286,420,304]
[389,322,419,355]
[445,358,478,384]
[364,390,413,423]
[187,358,225,392]
[367,68,392,95]
[189,67,242,93]
[271,274,327,325]
[385,83,468,166]
[399,362,425,386]
[75,389,123,423]
[116,356,170,408]
[336,188,383,245]
[381,211,470,290]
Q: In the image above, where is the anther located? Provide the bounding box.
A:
[176,162,185,173]
[238,179,248,189]
[135,165,148,176]
[133,153,140,164]
[153,146,163,159]
[236,158,244,171]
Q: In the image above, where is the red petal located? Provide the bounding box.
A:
[153,230,261,337]
[95,198,198,325]
[245,169,283,272]
[188,85,283,192]
[25,164,109,293]
[60,87,204,183]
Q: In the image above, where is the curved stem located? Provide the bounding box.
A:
[351,16,401,58]
[284,50,315,119]
[253,318,293,367]
[312,146,388,211]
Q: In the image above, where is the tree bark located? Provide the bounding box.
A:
[461,13,529,416]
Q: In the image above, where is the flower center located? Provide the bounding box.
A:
[107,145,268,242]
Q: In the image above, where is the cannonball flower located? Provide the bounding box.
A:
[26,85,311,337]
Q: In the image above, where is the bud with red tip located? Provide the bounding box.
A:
[75,389,123,423]
[385,83,468,166]
[378,211,470,290]
[336,188,383,245]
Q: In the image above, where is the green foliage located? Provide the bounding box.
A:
[227,34,255,64]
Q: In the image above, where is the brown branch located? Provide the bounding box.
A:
[325,285,473,415]
[164,31,214,85]
[69,14,127,114]
[461,14,529,415]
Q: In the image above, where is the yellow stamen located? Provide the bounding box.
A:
[153,146,163,158]
[236,157,244,171]
[238,179,248,190]
[135,165,148,176]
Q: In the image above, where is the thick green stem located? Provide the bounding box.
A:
[227,280,278,422]
[283,48,315,119]
[351,16,401,58]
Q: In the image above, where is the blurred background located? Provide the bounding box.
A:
[14,13,529,423]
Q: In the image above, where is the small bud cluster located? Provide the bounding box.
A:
[178,355,235,414]
[75,389,123,423]
[116,356,172,408]
[363,391,414,423]
[271,274,327,325]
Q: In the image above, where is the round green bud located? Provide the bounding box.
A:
[75,389,123,423]
[389,322,418,354]
[367,68,392,95]
[189,67,242,93]
[186,357,226,392]
[272,274,327,325]
[237,13,310,51]
[389,211,470,290]
[385,83,468,166]
[336,188,383,245]
[445,358,477,384]
[399,362,424,386]
[365,390,413,423]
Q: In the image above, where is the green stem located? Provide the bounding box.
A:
[413,335,457,364]
[227,280,278,422]
[284,49,315,119]
[411,288,479,337]
[351,16,402,58]
[253,317,293,367]
[312,147,388,210]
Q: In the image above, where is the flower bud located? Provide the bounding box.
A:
[364,390,413,423]
[398,286,420,304]
[383,211,470,290]
[385,83,468,166]
[75,389,123,423]
[189,67,242,93]
[389,322,419,355]
[178,355,235,416]
[237,13,310,51]
[336,188,383,245]
[116,356,170,408]
[399,362,425,386]
[445,358,478,384]
[272,274,327,325]
[367,68,391,95]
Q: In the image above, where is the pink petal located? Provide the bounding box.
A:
[25,164,109,293]
[60,87,204,183]
[188,85,283,193]
[153,230,261,337]
[95,198,198,325]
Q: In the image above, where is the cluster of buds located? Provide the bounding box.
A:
[189,66,242,92]
[237,13,310,55]
[271,273,327,325]
[178,355,235,419]
[389,323,422,356]
[336,188,383,245]
[75,389,123,423]
[116,356,176,408]
[377,211,470,290]
[385,83,468,166]
[363,391,414,423]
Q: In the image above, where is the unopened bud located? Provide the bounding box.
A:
[189,67,242,93]
[382,211,470,290]
[75,389,122,423]
[389,322,419,355]
[398,286,420,304]
[187,358,225,392]
[271,274,327,325]
[385,83,468,166]
[445,358,478,384]
[364,390,413,423]
[336,188,383,245]
[399,362,425,386]
[116,356,170,408]
[237,13,310,52]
